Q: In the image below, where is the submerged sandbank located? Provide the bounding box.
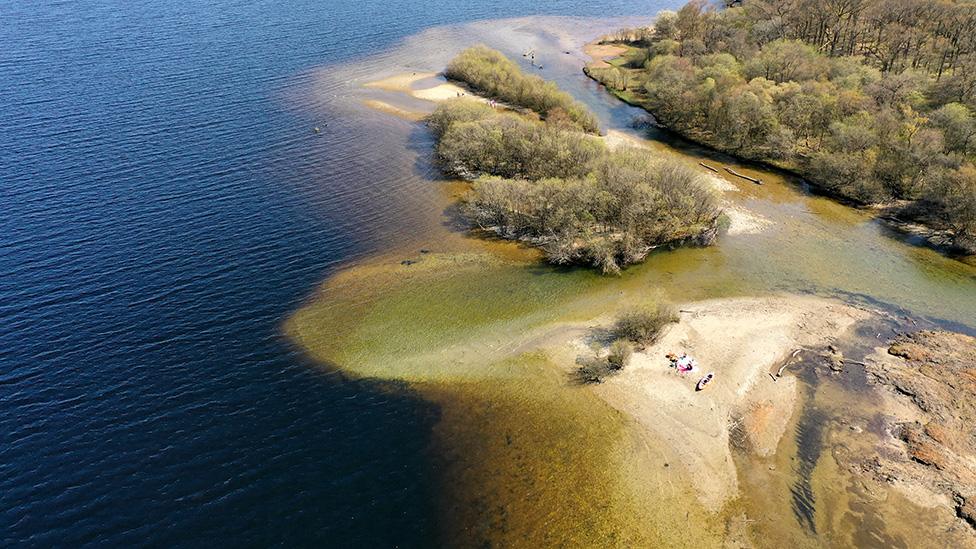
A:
[285,240,975,544]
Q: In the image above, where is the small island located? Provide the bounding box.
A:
[585,0,976,257]
[430,46,722,273]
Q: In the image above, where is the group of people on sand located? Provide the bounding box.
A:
[666,352,698,373]
[666,352,714,391]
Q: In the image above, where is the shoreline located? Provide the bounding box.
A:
[581,41,976,261]
[285,14,976,546]
[286,244,976,543]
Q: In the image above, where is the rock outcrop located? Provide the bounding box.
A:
[865,330,976,527]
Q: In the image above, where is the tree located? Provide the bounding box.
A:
[926,164,976,245]
[930,103,976,153]
[745,39,827,83]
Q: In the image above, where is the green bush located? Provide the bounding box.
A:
[613,304,679,346]
[445,45,600,133]
[461,153,720,273]
[607,339,634,370]
[574,339,634,384]
[426,98,495,137]
[428,86,720,273]
[435,107,605,180]
[922,164,976,248]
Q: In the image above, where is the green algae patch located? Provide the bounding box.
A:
[284,242,769,383]
[285,252,617,382]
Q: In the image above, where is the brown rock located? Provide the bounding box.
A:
[924,422,951,446]
[900,423,948,470]
[869,330,976,530]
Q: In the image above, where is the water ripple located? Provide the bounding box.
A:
[0,0,687,545]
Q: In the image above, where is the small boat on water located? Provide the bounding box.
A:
[696,372,714,391]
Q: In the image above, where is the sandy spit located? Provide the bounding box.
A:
[363,72,437,92]
[583,41,627,68]
[582,295,868,510]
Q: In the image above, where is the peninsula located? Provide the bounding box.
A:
[289,13,976,548]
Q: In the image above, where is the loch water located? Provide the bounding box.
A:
[0,1,685,545]
[7,0,976,545]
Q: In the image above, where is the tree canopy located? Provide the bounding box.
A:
[430,96,720,273]
[585,0,976,254]
[446,45,600,133]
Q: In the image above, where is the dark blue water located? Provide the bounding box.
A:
[0,0,681,546]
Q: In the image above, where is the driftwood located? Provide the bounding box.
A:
[699,162,720,173]
[843,360,868,367]
[773,348,803,380]
[724,166,763,184]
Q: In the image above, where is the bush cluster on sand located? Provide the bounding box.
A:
[429,98,720,273]
[585,1,976,253]
[607,339,634,369]
[613,303,679,346]
[575,339,635,384]
[574,304,677,384]
[445,45,600,133]
[433,103,604,180]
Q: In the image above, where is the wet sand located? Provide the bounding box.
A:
[363,71,437,92]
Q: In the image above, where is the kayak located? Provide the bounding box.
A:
[696,372,714,391]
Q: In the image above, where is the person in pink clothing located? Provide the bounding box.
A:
[668,353,697,374]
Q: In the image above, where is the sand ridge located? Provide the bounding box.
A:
[362,71,437,92]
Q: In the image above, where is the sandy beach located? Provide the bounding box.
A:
[559,296,869,510]
[583,41,627,68]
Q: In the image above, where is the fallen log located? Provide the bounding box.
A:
[724,166,763,184]
[699,162,719,173]
[774,348,803,379]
